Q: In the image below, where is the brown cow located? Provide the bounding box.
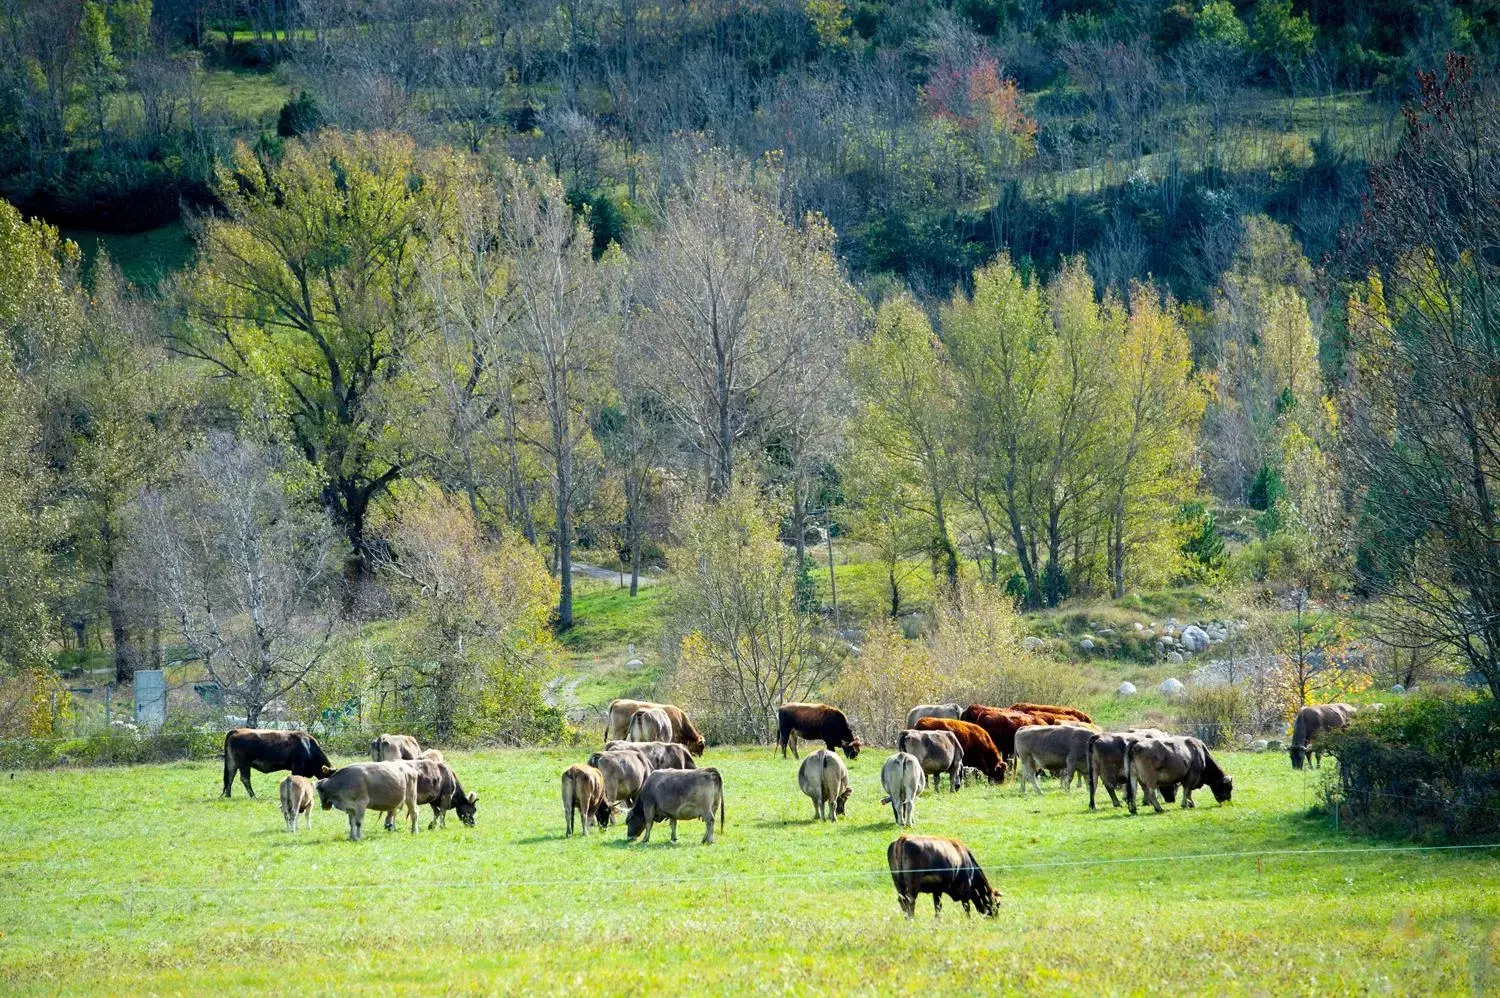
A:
[603,699,706,756]
[1011,702,1094,724]
[372,733,421,761]
[383,757,477,830]
[625,768,725,844]
[222,729,333,798]
[562,764,607,836]
[914,717,1005,783]
[316,761,418,841]
[777,703,861,759]
[1126,735,1234,814]
[1290,703,1358,770]
[887,835,1001,919]
[961,705,1046,763]
[279,775,315,831]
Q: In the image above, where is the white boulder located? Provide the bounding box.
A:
[1180,625,1210,653]
[1159,677,1185,697]
[1116,681,1137,696]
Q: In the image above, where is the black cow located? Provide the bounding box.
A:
[222,728,332,798]
[887,835,1001,918]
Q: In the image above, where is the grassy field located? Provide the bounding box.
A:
[2,748,1496,993]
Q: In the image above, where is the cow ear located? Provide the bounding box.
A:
[467,792,478,804]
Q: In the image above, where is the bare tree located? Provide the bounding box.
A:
[138,433,337,727]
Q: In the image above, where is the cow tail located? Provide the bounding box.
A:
[1086,734,1098,791]
[1126,740,1140,808]
[717,770,725,830]
[222,732,234,789]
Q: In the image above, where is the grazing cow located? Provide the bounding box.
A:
[1290,703,1358,770]
[628,707,673,744]
[880,753,924,827]
[372,733,421,761]
[562,764,607,836]
[897,729,965,792]
[1014,723,1095,795]
[913,718,1005,783]
[961,705,1046,763]
[603,699,707,756]
[905,703,961,728]
[1011,702,1094,725]
[384,758,477,830]
[1126,735,1233,814]
[222,729,333,798]
[797,749,852,821]
[887,835,1000,919]
[278,775,315,832]
[420,748,446,764]
[317,762,418,841]
[1085,729,1169,809]
[587,750,653,819]
[777,703,861,759]
[625,768,725,844]
[602,740,696,771]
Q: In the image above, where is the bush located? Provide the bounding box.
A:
[1176,682,1255,746]
[1325,695,1500,840]
[0,727,222,768]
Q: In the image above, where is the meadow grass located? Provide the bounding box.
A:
[2,748,1496,993]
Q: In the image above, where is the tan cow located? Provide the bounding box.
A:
[1126,735,1234,814]
[628,707,673,743]
[897,729,965,792]
[1086,728,1169,809]
[1014,723,1095,795]
[797,748,851,821]
[1290,703,1358,769]
[625,768,725,844]
[562,764,608,836]
[279,775,315,831]
[317,761,418,841]
[372,733,421,761]
[603,699,706,756]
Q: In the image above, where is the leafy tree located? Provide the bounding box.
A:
[1196,0,1248,50]
[179,132,465,585]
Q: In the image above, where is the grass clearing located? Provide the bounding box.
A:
[2,749,1496,992]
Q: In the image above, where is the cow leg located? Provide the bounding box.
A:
[348,806,363,841]
[303,807,312,831]
[239,765,255,798]
[1105,784,1121,809]
[704,813,714,844]
[669,818,678,843]
[385,811,396,832]
[639,818,652,843]
[932,894,942,919]
[1182,787,1195,808]
[1150,786,1165,814]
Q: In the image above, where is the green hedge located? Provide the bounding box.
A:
[1326,695,1500,840]
[0,729,223,769]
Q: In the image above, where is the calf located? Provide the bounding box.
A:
[905,703,961,728]
[222,729,333,798]
[279,775,315,832]
[625,768,725,844]
[628,707,673,743]
[776,703,861,759]
[602,740,696,771]
[913,718,1005,783]
[880,752,923,827]
[1127,735,1234,814]
[897,729,964,792]
[1014,723,1095,795]
[317,762,418,841]
[1086,729,1168,809]
[372,733,421,761]
[562,764,607,836]
[1290,703,1357,770]
[887,835,1000,919]
[797,748,852,821]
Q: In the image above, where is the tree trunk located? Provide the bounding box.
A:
[792,483,807,569]
[101,521,137,683]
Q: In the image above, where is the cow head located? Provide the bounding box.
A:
[841,738,862,760]
[1289,745,1307,770]
[317,781,334,810]
[834,786,852,816]
[1209,773,1234,804]
[624,799,648,840]
[990,761,1007,785]
[594,800,615,828]
[454,791,478,826]
[688,734,706,757]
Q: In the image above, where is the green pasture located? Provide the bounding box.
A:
[2,748,1496,993]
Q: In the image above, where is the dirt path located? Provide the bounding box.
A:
[570,561,657,588]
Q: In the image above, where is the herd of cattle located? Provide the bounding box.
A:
[218,697,1360,917]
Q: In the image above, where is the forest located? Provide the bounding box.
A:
[1,0,1499,783]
